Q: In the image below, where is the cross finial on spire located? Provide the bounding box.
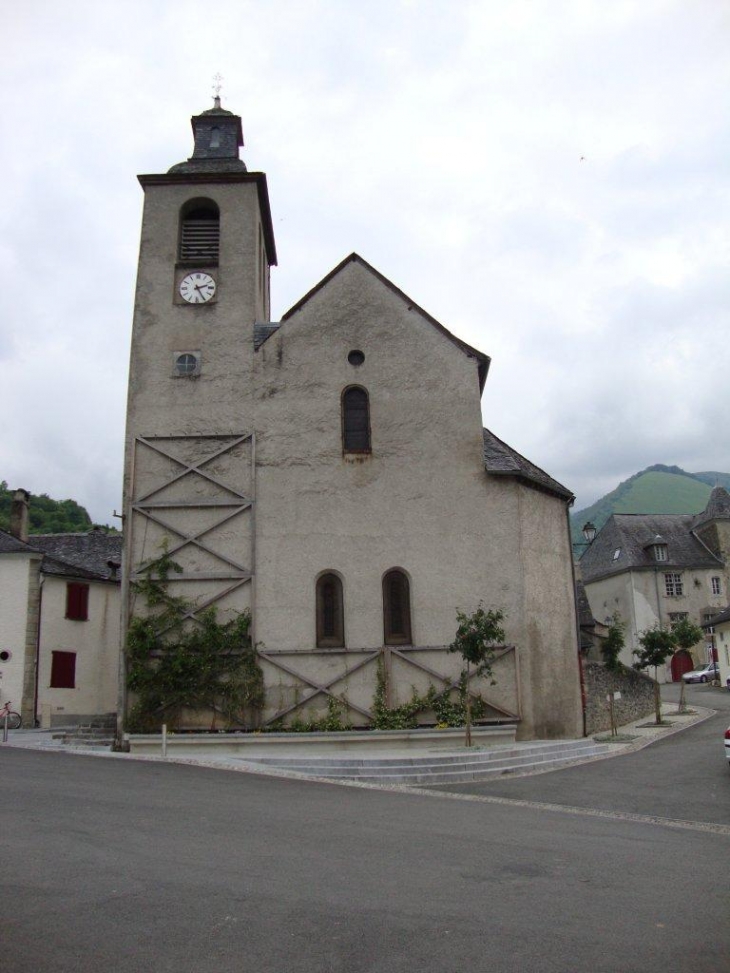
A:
[212,73,223,108]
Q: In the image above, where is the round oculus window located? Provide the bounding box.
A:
[348,350,365,366]
[175,353,199,375]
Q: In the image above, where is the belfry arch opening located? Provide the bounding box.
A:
[179,198,220,263]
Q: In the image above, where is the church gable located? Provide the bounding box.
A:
[276,253,490,391]
[253,253,489,474]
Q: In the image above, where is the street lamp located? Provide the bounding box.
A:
[581,521,597,544]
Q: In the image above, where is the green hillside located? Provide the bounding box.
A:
[613,471,710,515]
[0,481,93,535]
[571,464,727,547]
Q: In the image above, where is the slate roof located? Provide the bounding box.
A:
[693,486,730,528]
[0,530,122,582]
[482,428,573,501]
[579,513,723,584]
[703,605,730,628]
[254,322,280,350]
[0,529,39,555]
[31,532,122,581]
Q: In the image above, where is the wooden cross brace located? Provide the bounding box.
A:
[134,433,253,505]
[258,650,380,726]
[390,646,520,721]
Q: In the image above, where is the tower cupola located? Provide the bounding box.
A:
[168,96,247,175]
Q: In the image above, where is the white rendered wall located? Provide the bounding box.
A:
[0,555,34,712]
[37,577,120,723]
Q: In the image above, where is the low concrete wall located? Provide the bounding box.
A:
[583,661,655,735]
[126,723,518,757]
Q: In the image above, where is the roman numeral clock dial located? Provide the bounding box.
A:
[179,272,216,304]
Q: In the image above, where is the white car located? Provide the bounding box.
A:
[682,662,719,684]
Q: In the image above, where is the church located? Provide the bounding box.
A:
[121,97,583,741]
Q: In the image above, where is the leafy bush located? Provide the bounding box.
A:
[126,549,264,731]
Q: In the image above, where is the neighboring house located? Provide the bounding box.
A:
[575,579,609,660]
[0,490,121,726]
[704,606,730,691]
[120,97,584,741]
[579,487,730,680]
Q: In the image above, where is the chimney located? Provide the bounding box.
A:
[9,488,30,542]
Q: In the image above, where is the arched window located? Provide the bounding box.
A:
[179,198,220,263]
[383,570,412,645]
[316,573,345,647]
[342,386,371,453]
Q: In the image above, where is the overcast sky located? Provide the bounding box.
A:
[2,0,728,525]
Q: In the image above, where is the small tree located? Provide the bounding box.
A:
[602,614,625,672]
[670,617,705,713]
[633,627,676,724]
[448,603,505,747]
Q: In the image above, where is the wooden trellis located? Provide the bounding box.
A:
[258,644,521,727]
[128,432,255,629]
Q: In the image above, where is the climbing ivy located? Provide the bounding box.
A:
[126,549,264,732]
[371,658,486,730]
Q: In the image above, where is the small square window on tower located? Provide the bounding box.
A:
[173,352,201,377]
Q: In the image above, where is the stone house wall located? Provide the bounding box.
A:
[583,661,655,735]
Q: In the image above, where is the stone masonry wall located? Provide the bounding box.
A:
[583,661,655,735]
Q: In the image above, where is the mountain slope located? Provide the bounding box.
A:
[570,465,728,545]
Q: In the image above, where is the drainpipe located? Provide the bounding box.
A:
[654,568,663,629]
[33,573,44,725]
[567,504,587,737]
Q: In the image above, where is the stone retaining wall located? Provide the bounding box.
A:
[583,661,656,735]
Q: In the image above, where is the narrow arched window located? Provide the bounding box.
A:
[316,573,344,647]
[383,570,411,645]
[342,386,371,453]
[179,198,220,263]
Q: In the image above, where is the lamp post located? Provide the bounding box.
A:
[573,521,597,555]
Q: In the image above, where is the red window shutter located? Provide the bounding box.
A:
[50,651,76,689]
[66,583,89,621]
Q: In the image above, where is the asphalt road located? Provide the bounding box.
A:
[2,684,729,973]
[428,683,730,825]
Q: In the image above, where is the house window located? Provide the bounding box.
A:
[711,576,721,595]
[316,573,344,647]
[664,573,683,597]
[50,651,76,689]
[613,549,621,561]
[342,386,371,453]
[654,544,668,562]
[179,199,220,263]
[66,583,89,621]
[383,569,412,645]
[668,612,688,623]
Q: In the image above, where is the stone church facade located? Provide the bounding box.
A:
[121,98,583,740]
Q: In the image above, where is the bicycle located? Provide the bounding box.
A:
[0,701,21,730]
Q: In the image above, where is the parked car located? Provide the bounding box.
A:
[682,662,719,684]
[725,726,730,767]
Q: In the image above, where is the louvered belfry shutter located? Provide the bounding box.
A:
[180,207,220,262]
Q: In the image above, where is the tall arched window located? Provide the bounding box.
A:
[342,386,371,453]
[316,573,345,647]
[179,198,220,263]
[383,569,412,645]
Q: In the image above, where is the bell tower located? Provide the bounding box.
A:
[119,98,277,729]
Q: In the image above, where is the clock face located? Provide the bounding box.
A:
[179,272,216,304]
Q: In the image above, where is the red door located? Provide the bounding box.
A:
[670,650,694,682]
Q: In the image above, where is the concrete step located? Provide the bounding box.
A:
[240,739,604,769]
[238,739,613,784]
